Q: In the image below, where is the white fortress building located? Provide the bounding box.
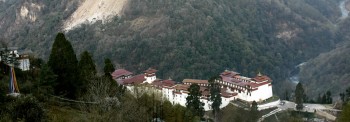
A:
[114,68,274,111]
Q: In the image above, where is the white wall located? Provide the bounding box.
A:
[258,99,280,110]
[237,83,273,102]
[18,59,30,71]
[253,84,273,101]
[124,81,273,111]
[145,75,156,84]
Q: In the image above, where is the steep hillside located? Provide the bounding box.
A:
[299,42,350,97]
[299,17,350,97]
[66,0,338,79]
[0,0,79,56]
[0,0,345,96]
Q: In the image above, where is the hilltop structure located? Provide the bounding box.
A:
[114,68,273,111]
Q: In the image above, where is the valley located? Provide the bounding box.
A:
[0,0,348,99]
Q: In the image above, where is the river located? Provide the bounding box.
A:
[288,62,307,84]
[340,0,349,19]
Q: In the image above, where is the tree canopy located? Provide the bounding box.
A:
[295,83,304,110]
[78,51,96,77]
[186,83,204,119]
[208,75,222,121]
[48,33,80,99]
[103,58,115,78]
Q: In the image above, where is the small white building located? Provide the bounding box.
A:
[18,55,30,71]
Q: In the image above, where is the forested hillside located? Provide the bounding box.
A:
[0,0,346,96]
[300,17,350,97]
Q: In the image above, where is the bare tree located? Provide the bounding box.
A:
[79,76,120,114]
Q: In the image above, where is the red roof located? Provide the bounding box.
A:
[144,68,157,74]
[202,90,210,96]
[174,84,190,91]
[182,79,208,84]
[222,92,238,98]
[252,75,272,82]
[247,81,271,88]
[220,70,240,77]
[200,86,209,92]
[247,83,260,88]
[122,74,145,84]
[151,79,176,87]
[112,69,133,79]
[162,79,176,87]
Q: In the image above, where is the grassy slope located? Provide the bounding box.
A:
[47,105,91,122]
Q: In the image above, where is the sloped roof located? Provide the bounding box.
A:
[174,84,190,91]
[112,69,133,78]
[182,79,208,84]
[151,79,176,87]
[144,68,157,74]
[220,70,240,77]
[122,74,145,84]
[252,75,272,82]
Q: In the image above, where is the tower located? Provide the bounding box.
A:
[144,68,157,84]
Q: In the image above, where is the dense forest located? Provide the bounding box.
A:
[0,0,348,97]
[299,8,350,97]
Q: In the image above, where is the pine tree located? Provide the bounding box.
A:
[208,76,222,121]
[251,101,258,111]
[250,101,259,121]
[34,64,57,100]
[162,100,175,122]
[322,94,327,104]
[340,87,350,105]
[285,90,290,101]
[346,87,350,102]
[295,83,304,110]
[103,58,115,78]
[186,83,204,119]
[48,33,80,98]
[326,91,332,104]
[78,51,96,77]
[340,93,346,103]
[317,94,322,103]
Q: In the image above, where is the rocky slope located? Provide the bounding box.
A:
[64,0,128,31]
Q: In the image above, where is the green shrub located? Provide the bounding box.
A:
[11,96,46,122]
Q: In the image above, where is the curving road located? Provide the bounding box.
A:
[258,100,340,121]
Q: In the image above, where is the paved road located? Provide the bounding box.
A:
[278,100,295,110]
[236,100,339,121]
[276,101,338,121]
[278,100,328,112]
